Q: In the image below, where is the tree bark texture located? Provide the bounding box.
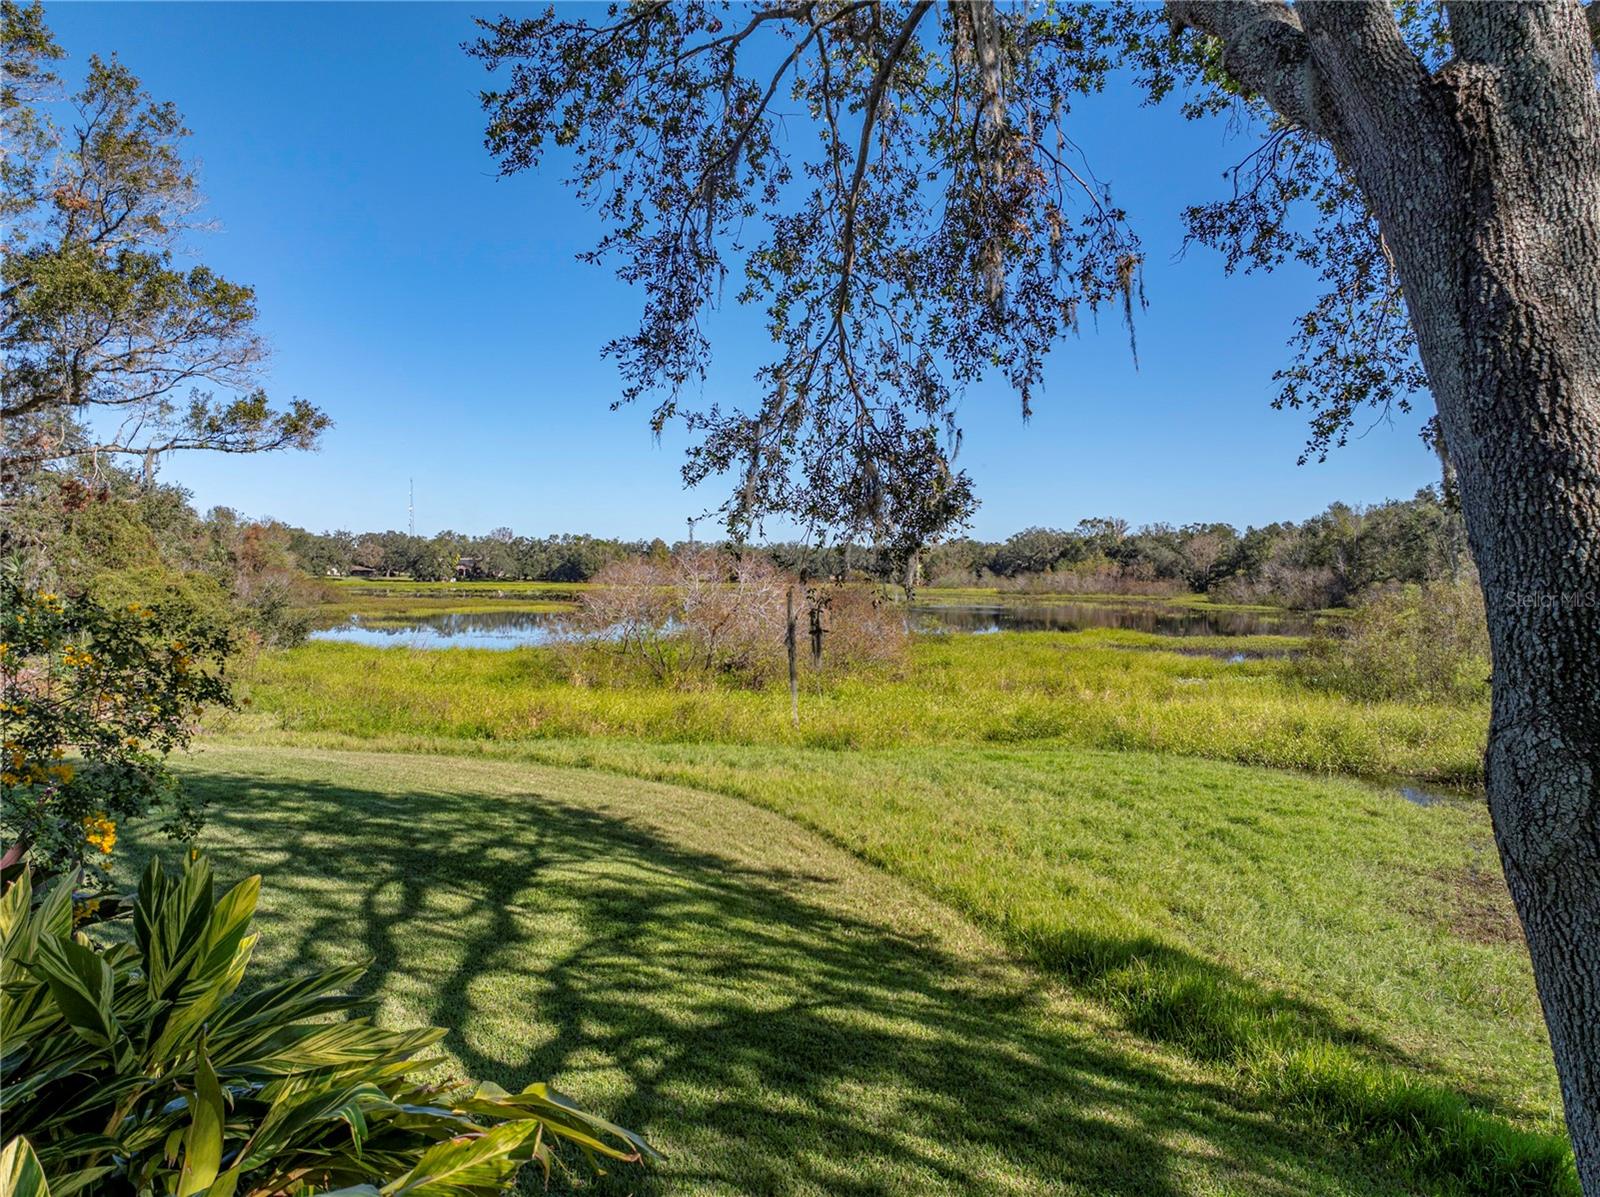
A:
[1167,1,1600,1186]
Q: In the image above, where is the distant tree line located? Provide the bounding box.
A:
[285,527,670,584]
[286,487,1466,610]
[917,488,1468,608]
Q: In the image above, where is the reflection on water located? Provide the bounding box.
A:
[1395,783,1483,808]
[909,602,1317,638]
[309,610,569,650]
[309,600,1316,650]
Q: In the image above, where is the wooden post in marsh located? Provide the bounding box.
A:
[786,586,799,727]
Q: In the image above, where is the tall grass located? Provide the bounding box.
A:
[237,629,1489,783]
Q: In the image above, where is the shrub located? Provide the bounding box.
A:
[1211,563,1342,610]
[992,563,1181,597]
[560,557,680,683]
[565,552,904,688]
[677,550,789,683]
[809,584,908,671]
[1,579,234,879]
[0,854,655,1196]
[1295,575,1490,704]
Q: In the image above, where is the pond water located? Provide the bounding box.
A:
[309,600,1317,650]
[908,601,1318,638]
[309,610,570,650]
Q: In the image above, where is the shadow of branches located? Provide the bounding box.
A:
[145,757,1396,1197]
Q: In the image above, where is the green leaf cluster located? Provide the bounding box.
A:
[1,580,234,877]
[1,855,657,1195]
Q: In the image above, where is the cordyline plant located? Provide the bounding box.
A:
[0,854,657,1196]
[1,577,231,881]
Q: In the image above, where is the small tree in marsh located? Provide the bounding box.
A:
[472,1,1600,1183]
[567,550,905,688]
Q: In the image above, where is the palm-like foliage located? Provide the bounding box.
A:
[0,855,656,1195]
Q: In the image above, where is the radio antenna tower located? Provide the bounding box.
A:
[408,479,415,537]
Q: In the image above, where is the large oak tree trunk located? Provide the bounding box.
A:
[1169,1,1600,1185]
[1370,10,1600,1182]
[1440,17,1600,1182]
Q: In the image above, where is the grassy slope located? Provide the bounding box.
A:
[239,631,1488,782]
[213,728,1555,1126]
[146,745,1414,1196]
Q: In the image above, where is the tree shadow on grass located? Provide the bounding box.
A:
[158,762,1397,1197]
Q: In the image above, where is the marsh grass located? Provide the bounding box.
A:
[239,629,1488,782]
[323,578,595,598]
[914,587,1327,616]
[313,594,575,622]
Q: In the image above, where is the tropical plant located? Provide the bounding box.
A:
[0,578,233,879]
[0,854,656,1196]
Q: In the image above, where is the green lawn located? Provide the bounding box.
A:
[124,746,1485,1195]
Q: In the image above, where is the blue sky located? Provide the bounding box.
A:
[46,2,1440,541]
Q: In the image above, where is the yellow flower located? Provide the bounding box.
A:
[48,762,75,784]
[82,814,116,855]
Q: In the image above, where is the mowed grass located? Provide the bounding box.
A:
[239,630,1489,783]
[122,746,1505,1195]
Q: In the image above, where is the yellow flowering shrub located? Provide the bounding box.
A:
[0,579,233,877]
